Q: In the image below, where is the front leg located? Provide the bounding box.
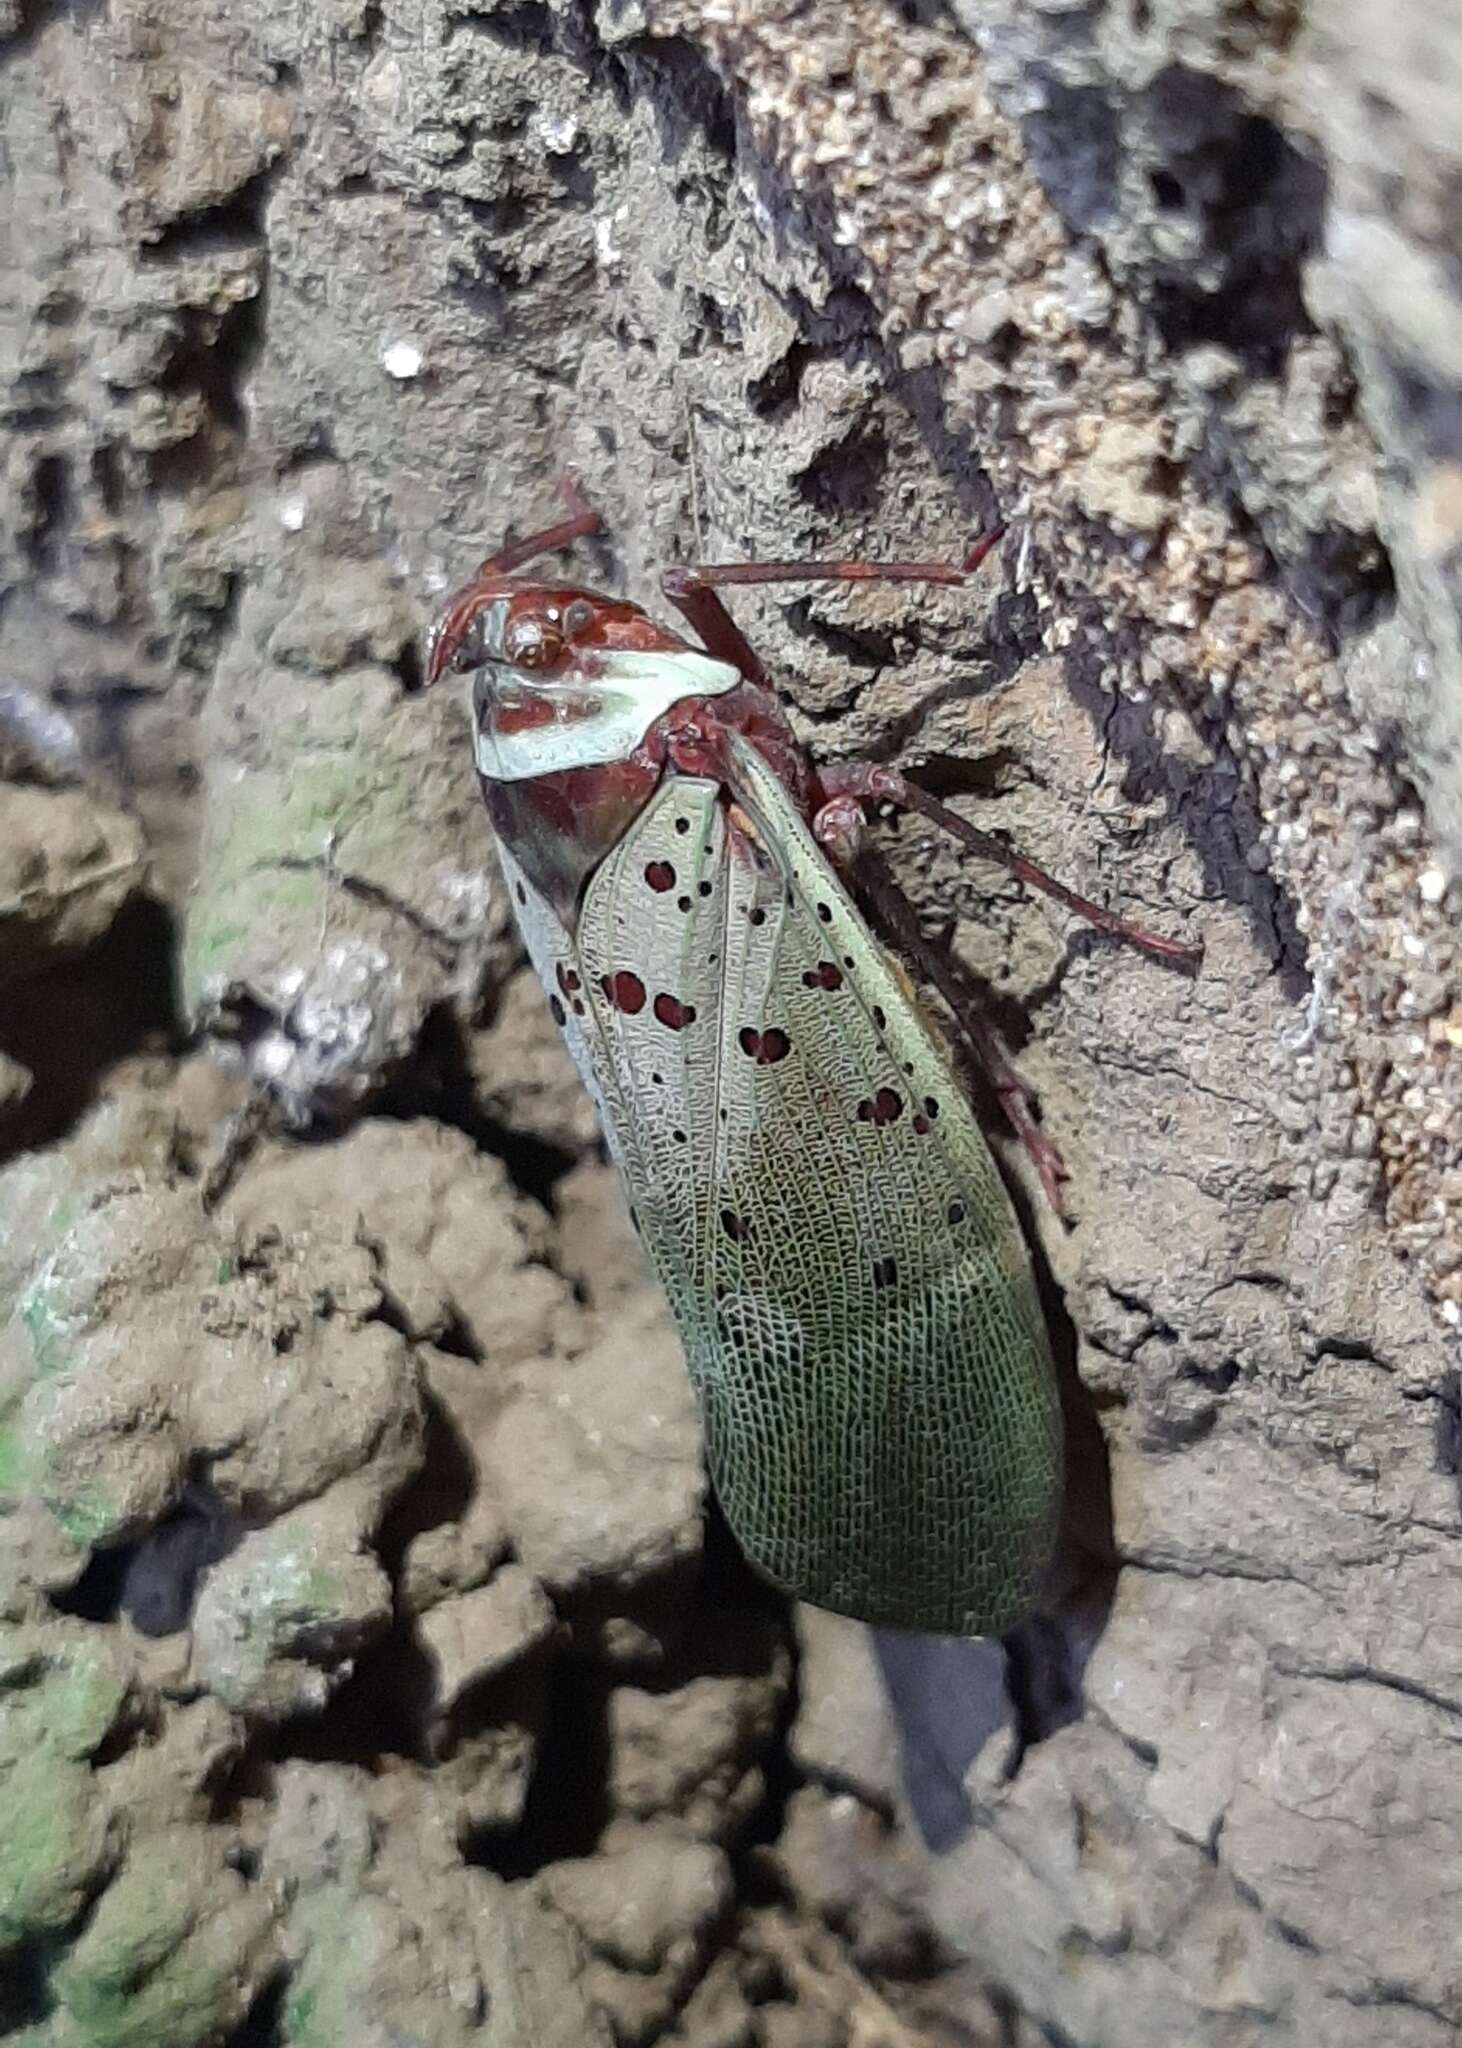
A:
[660,567,773,690]
[660,529,1004,692]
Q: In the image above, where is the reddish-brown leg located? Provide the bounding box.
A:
[473,475,603,577]
[661,567,773,689]
[661,528,1006,691]
[817,762,1201,968]
[832,833,1070,1218]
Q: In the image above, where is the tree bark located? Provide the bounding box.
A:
[0,2,1457,2044]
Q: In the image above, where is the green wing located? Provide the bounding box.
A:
[510,758,1061,1637]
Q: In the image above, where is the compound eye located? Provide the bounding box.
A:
[563,598,596,637]
[503,614,566,670]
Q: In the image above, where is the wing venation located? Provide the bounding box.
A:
[503,756,1061,1636]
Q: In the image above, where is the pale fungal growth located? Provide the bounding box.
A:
[535,109,580,153]
[251,1031,297,1083]
[0,683,84,779]
[594,211,625,269]
[1419,865,1448,904]
[430,868,499,939]
[381,339,425,380]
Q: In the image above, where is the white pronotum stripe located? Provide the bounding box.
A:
[474,648,741,781]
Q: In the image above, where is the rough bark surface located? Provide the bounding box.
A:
[0,3,1458,2046]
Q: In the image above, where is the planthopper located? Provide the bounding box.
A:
[425,480,1199,1637]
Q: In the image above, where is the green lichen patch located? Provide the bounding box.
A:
[0,1754,118,1948]
[276,1892,400,2048]
[16,1281,75,1382]
[0,1630,128,1768]
[49,1488,121,1554]
[0,1418,38,1503]
[195,1530,343,1711]
[47,1832,271,2048]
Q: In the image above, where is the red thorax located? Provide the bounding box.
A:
[427,574,810,923]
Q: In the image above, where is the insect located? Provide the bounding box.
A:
[425,481,1199,1636]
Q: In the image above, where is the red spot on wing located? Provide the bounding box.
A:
[601,970,647,1015]
[856,1087,904,1128]
[653,993,696,1031]
[802,961,844,990]
[645,860,676,892]
[912,1115,930,1135]
[556,962,582,995]
[738,1026,792,1064]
